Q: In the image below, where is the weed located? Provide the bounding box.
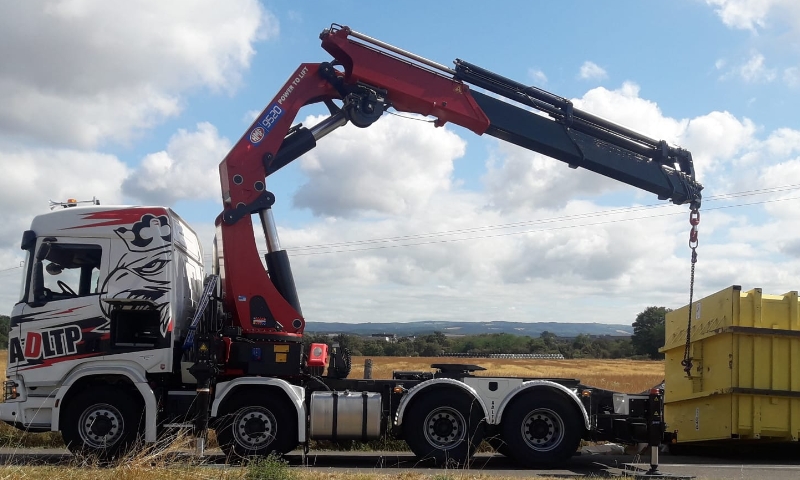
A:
[430,474,456,480]
[246,453,296,480]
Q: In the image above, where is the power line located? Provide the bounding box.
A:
[196,183,800,258]
[0,265,22,275]
[276,184,800,255]
[287,195,800,256]
[3,184,796,269]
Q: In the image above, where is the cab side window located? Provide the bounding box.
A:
[38,243,103,299]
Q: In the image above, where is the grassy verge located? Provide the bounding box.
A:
[0,422,63,449]
[0,447,575,480]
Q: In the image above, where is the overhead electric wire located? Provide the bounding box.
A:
[182,182,800,259]
[0,265,22,277]
[3,185,797,272]
[284,183,800,253]
[274,184,800,256]
[287,195,800,256]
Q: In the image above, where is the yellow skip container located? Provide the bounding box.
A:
[663,285,800,443]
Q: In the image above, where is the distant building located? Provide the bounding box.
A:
[370,333,397,343]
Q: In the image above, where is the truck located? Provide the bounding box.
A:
[0,24,702,469]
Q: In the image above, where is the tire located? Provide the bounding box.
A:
[61,386,143,460]
[403,391,485,466]
[215,394,298,460]
[501,391,582,467]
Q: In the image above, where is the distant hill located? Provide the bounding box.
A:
[304,320,631,338]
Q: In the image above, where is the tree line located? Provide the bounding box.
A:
[303,306,671,360]
[0,306,670,360]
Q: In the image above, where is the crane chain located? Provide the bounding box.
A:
[681,208,700,376]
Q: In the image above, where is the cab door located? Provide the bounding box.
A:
[11,237,111,384]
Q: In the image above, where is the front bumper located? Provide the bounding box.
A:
[0,378,54,433]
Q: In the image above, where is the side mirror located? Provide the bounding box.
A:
[45,263,63,275]
[20,230,36,251]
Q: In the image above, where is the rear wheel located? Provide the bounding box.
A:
[61,387,143,460]
[404,391,485,466]
[215,394,298,459]
[501,391,582,467]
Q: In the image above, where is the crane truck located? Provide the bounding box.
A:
[1,24,702,468]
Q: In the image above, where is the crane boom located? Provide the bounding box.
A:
[215,24,703,346]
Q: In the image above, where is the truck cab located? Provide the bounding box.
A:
[4,205,204,433]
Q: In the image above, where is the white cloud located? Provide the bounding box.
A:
[0,146,129,249]
[574,82,687,142]
[293,114,466,217]
[706,0,800,32]
[528,68,548,86]
[243,109,263,124]
[0,1,276,149]
[738,52,777,82]
[280,189,695,325]
[784,67,800,87]
[706,0,776,31]
[482,143,623,212]
[717,52,777,83]
[682,111,757,172]
[763,128,800,156]
[708,2,800,87]
[578,61,608,81]
[122,122,232,206]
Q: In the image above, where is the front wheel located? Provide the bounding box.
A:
[215,395,298,459]
[403,391,485,466]
[501,391,582,467]
[61,387,143,460]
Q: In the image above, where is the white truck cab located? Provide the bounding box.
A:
[2,205,204,434]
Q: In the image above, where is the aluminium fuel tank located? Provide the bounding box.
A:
[309,390,382,440]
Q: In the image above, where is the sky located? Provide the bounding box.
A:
[1,0,800,328]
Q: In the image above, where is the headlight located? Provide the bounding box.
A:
[4,381,19,401]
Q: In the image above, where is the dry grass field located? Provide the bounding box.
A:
[350,356,665,394]
[0,354,664,395]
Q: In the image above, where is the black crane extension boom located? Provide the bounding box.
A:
[454,60,700,208]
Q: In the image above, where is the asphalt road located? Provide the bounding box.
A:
[2,447,800,479]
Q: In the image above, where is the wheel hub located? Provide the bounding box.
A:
[423,407,466,449]
[91,415,114,437]
[521,408,564,452]
[432,416,455,438]
[234,408,276,449]
[78,404,124,449]
[528,417,553,439]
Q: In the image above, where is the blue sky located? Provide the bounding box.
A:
[1,0,800,327]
